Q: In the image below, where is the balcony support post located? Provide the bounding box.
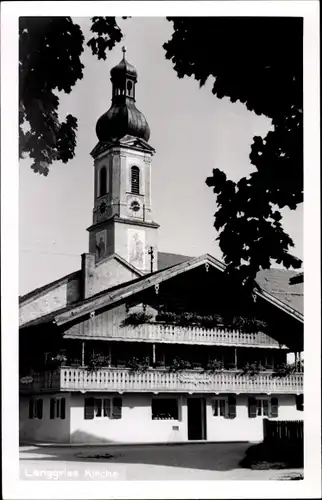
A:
[152,343,156,365]
[81,341,85,367]
[294,351,298,369]
[108,344,112,367]
[234,348,238,369]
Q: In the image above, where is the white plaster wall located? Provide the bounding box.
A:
[89,257,139,297]
[114,222,158,273]
[205,394,304,443]
[19,394,71,443]
[20,277,81,327]
[70,393,186,444]
[20,392,303,445]
[20,284,67,326]
[70,393,303,445]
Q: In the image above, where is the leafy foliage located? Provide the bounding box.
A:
[87,352,109,371]
[121,311,153,326]
[126,356,150,373]
[164,17,303,286]
[19,16,124,175]
[204,359,223,372]
[155,311,267,333]
[167,356,192,372]
[87,17,123,60]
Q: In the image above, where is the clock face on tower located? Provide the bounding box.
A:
[99,201,107,215]
[128,196,141,216]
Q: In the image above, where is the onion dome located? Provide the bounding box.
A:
[110,58,137,81]
[96,47,150,143]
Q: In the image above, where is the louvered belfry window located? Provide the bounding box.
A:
[131,166,140,194]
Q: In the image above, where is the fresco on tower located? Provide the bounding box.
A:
[128,229,145,270]
[95,230,106,260]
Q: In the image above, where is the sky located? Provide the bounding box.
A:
[19,16,303,296]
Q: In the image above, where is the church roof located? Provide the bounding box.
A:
[19,251,303,329]
[158,252,303,316]
[52,254,303,327]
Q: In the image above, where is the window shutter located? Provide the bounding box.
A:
[296,395,304,411]
[103,399,111,418]
[263,399,269,417]
[29,399,34,419]
[270,397,279,418]
[84,397,94,420]
[56,399,60,418]
[60,398,66,419]
[228,396,236,419]
[50,398,55,419]
[37,399,43,419]
[248,397,257,418]
[131,166,140,194]
[95,398,102,417]
[212,400,218,416]
[112,397,122,419]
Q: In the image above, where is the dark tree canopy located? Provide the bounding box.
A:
[164,17,303,286]
[19,16,303,286]
[19,17,123,175]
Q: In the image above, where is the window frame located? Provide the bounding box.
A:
[98,165,109,198]
[28,397,43,419]
[248,396,278,418]
[50,397,66,420]
[151,397,179,421]
[130,166,140,195]
[212,397,228,417]
[84,397,122,420]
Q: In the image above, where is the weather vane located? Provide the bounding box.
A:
[122,46,126,58]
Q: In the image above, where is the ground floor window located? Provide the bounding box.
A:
[248,397,278,418]
[152,398,179,420]
[84,397,122,420]
[50,397,66,419]
[212,396,236,419]
[212,398,226,417]
[29,398,43,419]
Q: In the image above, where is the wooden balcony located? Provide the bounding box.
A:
[65,322,286,349]
[20,367,303,395]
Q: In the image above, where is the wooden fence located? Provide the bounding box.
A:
[263,419,303,442]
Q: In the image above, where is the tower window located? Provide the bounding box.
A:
[127,80,133,97]
[99,166,107,197]
[131,166,140,194]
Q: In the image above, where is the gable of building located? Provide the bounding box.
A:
[19,253,143,327]
[54,254,303,328]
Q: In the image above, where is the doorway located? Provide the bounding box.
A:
[187,397,207,440]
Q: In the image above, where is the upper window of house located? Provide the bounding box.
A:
[131,166,140,195]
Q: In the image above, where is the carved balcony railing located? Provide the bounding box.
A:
[65,322,287,349]
[20,367,303,395]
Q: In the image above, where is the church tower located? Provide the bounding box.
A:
[88,48,159,273]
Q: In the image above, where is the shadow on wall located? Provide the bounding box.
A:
[19,438,252,472]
